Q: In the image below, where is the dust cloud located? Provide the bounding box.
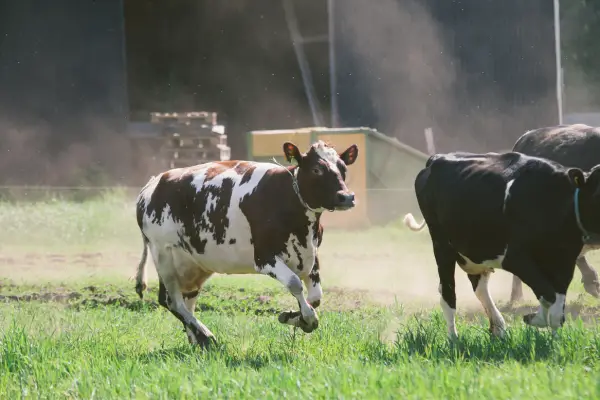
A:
[335,0,559,153]
[319,0,553,307]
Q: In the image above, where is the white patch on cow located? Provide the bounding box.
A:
[474,273,506,337]
[305,274,322,306]
[526,293,566,329]
[439,284,458,338]
[503,179,515,212]
[279,211,319,278]
[527,303,549,327]
[314,141,340,173]
[138,174,165,225]
[548,293,566,329]
[457,251,506,275]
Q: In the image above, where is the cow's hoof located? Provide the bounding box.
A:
[298,316,319,333]
[196,335,217,349]
[278,310,301,324]
[522,313,536,325]
[523,312,548,327]
[489,325,507,339]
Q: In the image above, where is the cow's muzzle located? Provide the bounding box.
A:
[334,191,355,211]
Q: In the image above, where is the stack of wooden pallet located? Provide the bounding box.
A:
[150,111,231,169]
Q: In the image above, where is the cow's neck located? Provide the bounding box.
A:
[271,167,323,225]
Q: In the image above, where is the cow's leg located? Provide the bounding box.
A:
[154,250,215,347]
[502,246,563,330]
[303,256,322,309]
[576,256,600,298]
[256,258,318,333]
[181,272,213,345]
[158,277,170,310]
[509,275,524,303]
[431,236,458,339]
[468,272,506,337]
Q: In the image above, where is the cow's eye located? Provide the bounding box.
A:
[312,167,323,176]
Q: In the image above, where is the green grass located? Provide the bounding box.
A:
[2,190,600,399]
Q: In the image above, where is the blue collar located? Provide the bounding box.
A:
[574,188,600,244]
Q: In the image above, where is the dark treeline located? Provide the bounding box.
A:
[0,0,599,185]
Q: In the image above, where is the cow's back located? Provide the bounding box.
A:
[514,124,600,171]
[420,153,520,227]
[415,152,570,258]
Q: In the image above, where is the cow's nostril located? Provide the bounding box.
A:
[337,193,347,203]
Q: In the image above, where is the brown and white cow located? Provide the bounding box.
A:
[134,140,359,347]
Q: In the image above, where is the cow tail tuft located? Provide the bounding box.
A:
[402,213,427,232]
[135,235,149,299]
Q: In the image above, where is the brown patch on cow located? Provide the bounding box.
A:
[202,161,256,183]
[239,168,318,269]
[205,163,231,182]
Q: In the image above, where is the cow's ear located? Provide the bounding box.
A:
[339,144,359,166]
[568,168,585,188]
[283,142,302,166]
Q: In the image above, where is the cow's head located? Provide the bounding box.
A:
[283,140,359,212]
[569,166,600,237]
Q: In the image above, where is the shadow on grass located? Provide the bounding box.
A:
[136,341,297,370]
[361,313,599,365]
[457,301,600,325]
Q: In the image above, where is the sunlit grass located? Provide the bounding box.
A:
[1,192,600,398]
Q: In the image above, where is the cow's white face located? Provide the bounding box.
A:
[283,140,359,212]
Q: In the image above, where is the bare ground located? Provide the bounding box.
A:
[2,246,600,327]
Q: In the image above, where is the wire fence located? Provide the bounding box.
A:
[0,185,420,225]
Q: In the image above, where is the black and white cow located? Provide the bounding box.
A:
[509,124,600,302]
[134,140,358,347]
[403,151,600,338]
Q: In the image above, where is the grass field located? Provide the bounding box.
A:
[2,190,600,399]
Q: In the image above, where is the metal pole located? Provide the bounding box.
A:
[283,0,323,127]
[328,0,339,128]
[119,0,130,125]
[553,0,564,125]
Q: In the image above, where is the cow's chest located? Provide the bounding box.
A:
[456,252,505,275]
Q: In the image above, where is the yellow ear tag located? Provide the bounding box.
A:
[575,176,580,187]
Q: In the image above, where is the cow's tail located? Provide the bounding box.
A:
[402,213,427,232]
[135,235,149,299]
